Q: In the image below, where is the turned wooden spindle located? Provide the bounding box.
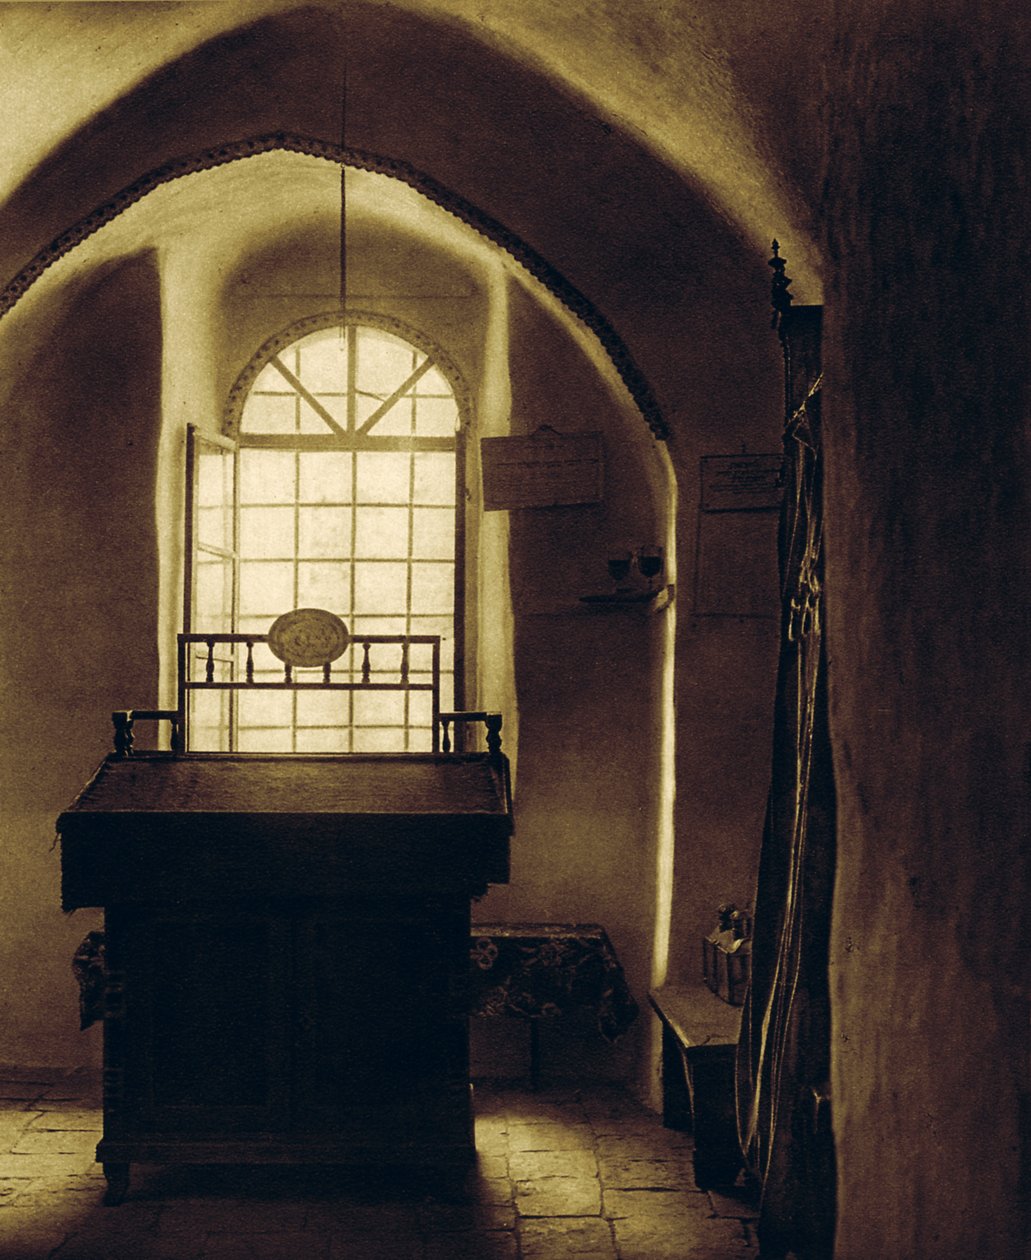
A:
[485,713,503,762]
[245,640,254,684]
[112,711,134,758]
[361,641,371,685]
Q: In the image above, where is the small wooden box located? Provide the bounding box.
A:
[701,937,751,1006]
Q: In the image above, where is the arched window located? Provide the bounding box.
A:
[186,315,466,752]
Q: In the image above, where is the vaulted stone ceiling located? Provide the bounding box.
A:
[0,0,822,303]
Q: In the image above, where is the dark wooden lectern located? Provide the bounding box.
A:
[57,623,512,1204]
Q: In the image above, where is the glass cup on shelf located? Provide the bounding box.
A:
[637,545,663,592]
[607,550,633,593]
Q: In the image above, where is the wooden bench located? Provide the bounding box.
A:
[649,982,744,1189]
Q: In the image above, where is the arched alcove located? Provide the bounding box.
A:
[0,0,798,1111]
[0,147,681,1091]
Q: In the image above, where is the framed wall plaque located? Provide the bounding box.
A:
[701,454,783,512]
[481,427,603,510]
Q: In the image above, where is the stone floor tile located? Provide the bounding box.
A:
[519,1214,617,1258]
[11,1128,98,1157]
[474,1152,508,1180]
[24,1171,104,1196]
[580,1094,659,1118]
[508,1148,598,1180]
[506,1099,589,1125]
[328,1232,425,1259]
[0,1229,71,1260]
[51,1222,170,1260]
[603,1186,712,1220]
[0,1207,80,1258]
[597,1155,691,1190]
[613,1212,752,1259]
[526,1084,585,1103]
[302,1202,420,1233]
[0,1201,92,1231]
[515,1174,602,1217]
[2,1152,99,1177]
[579,1089,642,1116]
[16,1192,154,1227]
[28,1110,103,1132]
[58,1238,206,1260]
[0,1179,31,1204]
[593,1124,647,1146]
[474,1123,509,1150]
[423,1229,517,1260]
[201,1231,332,1259]
[595,1132,694,1163]
[471,1175,514,1205]
[0,1108,40,1132]
[417,1200,516,1232]
[507,1122,595,1152]
[38,1087,104,1108]
[474,1113,509,1134]
[158,1198,308,1233]
[0,1077,758,1259]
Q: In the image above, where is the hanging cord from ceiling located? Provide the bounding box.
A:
[339,50,348,315]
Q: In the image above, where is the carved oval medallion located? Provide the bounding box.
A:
[267,608,350,667]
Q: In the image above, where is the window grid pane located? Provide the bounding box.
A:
[225,322,459,752]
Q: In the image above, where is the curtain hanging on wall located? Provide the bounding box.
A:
[736,288,837,1258]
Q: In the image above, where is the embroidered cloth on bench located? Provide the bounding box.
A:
[74,922,638,1039]
[468,923,638,1040]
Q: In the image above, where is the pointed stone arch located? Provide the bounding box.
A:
[0,134,669,442]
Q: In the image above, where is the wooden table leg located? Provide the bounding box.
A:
[687,1047,742,1189]
[660,1023,692,1129]
[102,1162,130,1206]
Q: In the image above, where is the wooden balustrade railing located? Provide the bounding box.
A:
[110,633,502,764]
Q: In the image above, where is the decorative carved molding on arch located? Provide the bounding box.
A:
[223,308,474,440]
[0,133,669,441]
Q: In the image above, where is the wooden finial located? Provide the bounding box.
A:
[112,711,134,758]
[769,239,793,329]
[484,713,503,764]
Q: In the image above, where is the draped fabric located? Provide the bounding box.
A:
[468,923,639,1039]
[736,308,837,1257]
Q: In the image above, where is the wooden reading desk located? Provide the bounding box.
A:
[57,619,513,1204]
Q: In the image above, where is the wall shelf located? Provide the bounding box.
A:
[578,584,674,613]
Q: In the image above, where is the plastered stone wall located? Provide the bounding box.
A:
[472,278,670,1083]
[0,252,163,1067]
[663,290,784,975]
[815,3,1030,1254]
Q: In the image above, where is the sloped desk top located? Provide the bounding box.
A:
[59,753,512,907]
[61,753,512,817]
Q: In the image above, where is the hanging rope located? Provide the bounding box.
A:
[339,51,348,314]
[737,254,836,1254]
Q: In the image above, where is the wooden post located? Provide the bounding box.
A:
[112,712,134,759]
